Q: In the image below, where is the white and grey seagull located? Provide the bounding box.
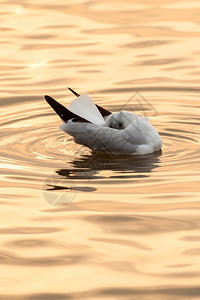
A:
[45,88,162,155]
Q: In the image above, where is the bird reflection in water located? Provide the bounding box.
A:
[44,148,162,207]
[56,150,162,182]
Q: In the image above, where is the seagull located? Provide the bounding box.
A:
[45,88,162,155]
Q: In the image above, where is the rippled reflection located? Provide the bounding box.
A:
[56,151,162,179]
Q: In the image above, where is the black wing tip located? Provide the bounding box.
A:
[45,95,57,106]
[44,93,90,123]
[44,95,52,101]
[68,87,80,97]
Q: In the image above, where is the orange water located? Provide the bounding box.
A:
[0,1,200,299]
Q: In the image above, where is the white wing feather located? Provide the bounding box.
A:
[68,94,105,125]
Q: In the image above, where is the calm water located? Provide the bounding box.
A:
[0,1,200,299]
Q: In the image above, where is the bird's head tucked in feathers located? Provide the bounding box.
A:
[105,111,138,130]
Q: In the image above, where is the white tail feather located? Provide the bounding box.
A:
[68,94,105,125]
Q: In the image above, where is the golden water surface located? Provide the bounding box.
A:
[0,0,200,299]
